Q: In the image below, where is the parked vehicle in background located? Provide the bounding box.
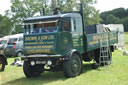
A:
[4,33,24,57]
[0,38,4,49]
[0,36,9,49]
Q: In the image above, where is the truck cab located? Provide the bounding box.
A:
[24,13,84,57]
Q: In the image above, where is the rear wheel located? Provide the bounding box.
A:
[63,53,82,77]
[0,57,5,71]
[23,61,44,78]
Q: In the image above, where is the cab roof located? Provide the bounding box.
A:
[24,13,81,23]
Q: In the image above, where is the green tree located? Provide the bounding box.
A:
[55,0,101,25]
[100,8,128,32]
[106,14,121,24]
[6,0,51,34]
[100,8,128,23]
[111,8,127,18]
[6,0,101,29]
[122,16,128,32]
[0,14,13,37]
[100,11,109,24]
[7,0,51,23]
[80,0,101,25]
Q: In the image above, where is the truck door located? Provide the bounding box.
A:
[59,18,73,55]
[59,17,84,55]
[71,17,84,53]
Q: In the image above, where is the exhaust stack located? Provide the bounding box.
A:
[53,0,58,8]
[53,0,61,15]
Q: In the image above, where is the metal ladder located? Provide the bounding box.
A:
[99,34,110,67]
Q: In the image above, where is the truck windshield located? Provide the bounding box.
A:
[24,20,59,34]
[0,40,7,45]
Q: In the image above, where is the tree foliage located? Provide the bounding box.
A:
[0,14,13,37]
[100,8,128,32]
[106,14,121,24]
[7,0,51,24]
[6,0,101,25]
[122,16,128,32]
[4,0,101,34]
[6,0,51,34]
[54,0,101,25]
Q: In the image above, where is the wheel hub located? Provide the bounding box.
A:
[71,60,79,73]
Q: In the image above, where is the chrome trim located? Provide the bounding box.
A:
[21,54,61,58]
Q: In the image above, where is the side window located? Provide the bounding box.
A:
[41,21,58,33]
[19,41,23,47]
[71,18,76,32]
[75,18,83,33]
[61,18,71,32]
[19,37,23,41]
[24,25,30,34]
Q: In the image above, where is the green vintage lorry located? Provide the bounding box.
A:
[22,4,118,78]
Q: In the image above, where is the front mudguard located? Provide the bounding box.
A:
[64,49,81,60]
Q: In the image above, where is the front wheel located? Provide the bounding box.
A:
[63,53,82,77]
[0,57,5,71]
[23,61,43,78]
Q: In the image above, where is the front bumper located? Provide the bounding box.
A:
[21,54,62,58]
[21,54,69,66]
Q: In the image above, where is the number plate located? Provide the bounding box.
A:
[36,61,46,64]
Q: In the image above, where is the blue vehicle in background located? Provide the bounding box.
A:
[4,33,24,57]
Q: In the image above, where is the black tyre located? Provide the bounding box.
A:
[0,57,5,71]
[23,61,43,78]
[63,53,82,77]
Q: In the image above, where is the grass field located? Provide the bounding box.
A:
[124,32,128,45]
[0,33,128,85]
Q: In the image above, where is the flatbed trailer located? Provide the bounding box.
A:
[85,31,118,51]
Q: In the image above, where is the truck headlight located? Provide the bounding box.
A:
[30,61,35,66]
[47,60,52,65]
